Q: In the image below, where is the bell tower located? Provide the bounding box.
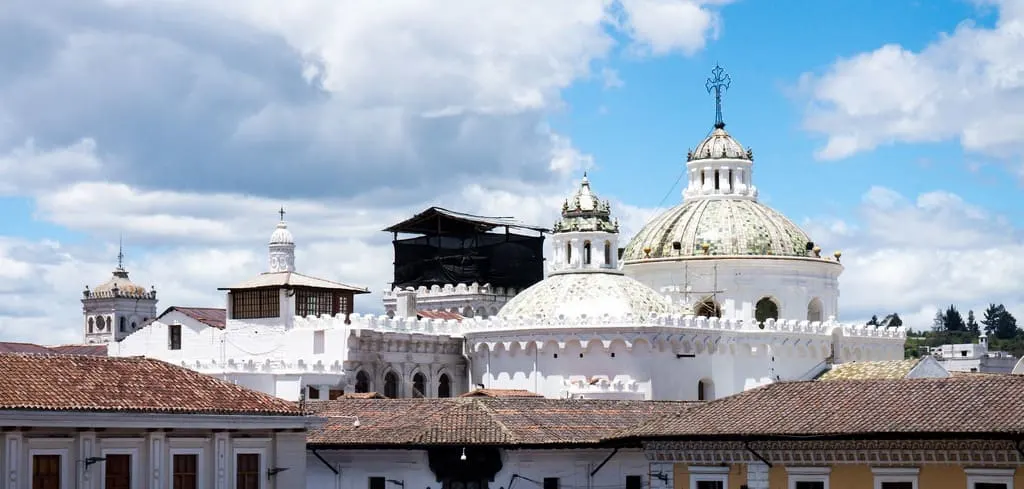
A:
[81,242,158,343]
[550,173,622,274]
[269,207,296,273]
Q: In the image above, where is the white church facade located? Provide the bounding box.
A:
[109,70,906,402]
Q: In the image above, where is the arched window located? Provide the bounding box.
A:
[119,316,126,332]
[807,298,824,322]
[412,373,426,398]
[565,242,572,265]
[604,241,612,265]
[355,371,370,393]
[88,317,94,333]
[438,374,451,398]
[755,297,779,325]
[583,241,592,265]
[131,321,137,329]
[96,316,105,330]
[695,298,722,318]
[697,379,715,401]
[383,371,400,399]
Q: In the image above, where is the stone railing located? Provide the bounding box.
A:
[288,312,906,340]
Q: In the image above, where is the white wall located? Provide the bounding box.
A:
[309,448,650,489]
[0,424,305,489]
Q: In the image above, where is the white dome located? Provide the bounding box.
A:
[497,271,672,319]
[688,124,751,161]
[269,222,294,245]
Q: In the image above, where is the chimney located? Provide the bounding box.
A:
[395,287,418,319]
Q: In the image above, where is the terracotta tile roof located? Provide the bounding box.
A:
[48,344,109,356]
[0,353,302,416]
[0,342,59,354]
[817,359,921,380]
[459,389,543,398]
[339,392,385,399]
[159,306,227,329]
[416,310,464,321]
[306,397,690,447]
[616,375,1024,440]
[0,342,107,356]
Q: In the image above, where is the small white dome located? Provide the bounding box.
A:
[269,221,294,245]
[498,272,671,319]
[689,124,751,161]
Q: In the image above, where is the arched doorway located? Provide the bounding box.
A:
[383,371,400,398]
[755,297,779,326]
[695,298,722,318]
[412,372,426,398]
[438,373,452,398]
[355,371,370,393]
[807,298,824,322]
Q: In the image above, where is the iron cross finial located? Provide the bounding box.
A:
[278,206,286,221]
[705,64,732,128]
[117,234,125,269]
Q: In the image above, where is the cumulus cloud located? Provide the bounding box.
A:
[803,186,1024,331]
[800,0,1024,163]
[0,0,736,343]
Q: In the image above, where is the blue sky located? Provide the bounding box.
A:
[2,0,1024,343]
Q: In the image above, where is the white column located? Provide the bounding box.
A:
[147,431,167,489]
[214,431,230,489]
[747,462,770,489]
[720,166,732,193]
[79,431,98,489]
[702,168,713,192]
[3,432,22,489]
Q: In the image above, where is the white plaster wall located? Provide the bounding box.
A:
[309,448,650,489]
[0,427,302,489]
[623,258,842,322]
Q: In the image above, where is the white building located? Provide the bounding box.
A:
[0,352,310,489]
[928,336,1019,373]
[110,70,906,403]
[81,246,159,343]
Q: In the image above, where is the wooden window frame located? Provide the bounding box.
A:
[871,468,918,489]
[168,324,182,350]
[965,468,1014,489]
[295,288,344,318]
[170,447,205,489]
[230,289,280,320]
[99,448,139,489]
[232,447,267,489]
[689,466,729,489]
[787,467,830,489]
[29,448,69,489]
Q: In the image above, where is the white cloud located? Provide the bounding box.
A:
[804,186,1024,331]
[800,0,1024,163]
[618,0,728,56]
[0,0,735,343]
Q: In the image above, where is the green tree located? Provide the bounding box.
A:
[982,303,1004,336]
[933,309,947,332]
[942,305,966,332]
[966,310,980,336]
[995,308,1019,340]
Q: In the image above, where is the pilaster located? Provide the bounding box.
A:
[746,462,770,489]
[650,462,673,489]
[3,432,22,489]
[214,431,230,489]
[147,430,167,489]
[79,431,98,489]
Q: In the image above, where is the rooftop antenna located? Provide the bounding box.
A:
[705,63,731,129]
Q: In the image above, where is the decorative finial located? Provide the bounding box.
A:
[117,234,124,270]
[278,206,286,221]
[705,64,731,129]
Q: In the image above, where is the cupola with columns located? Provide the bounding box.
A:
[683,64,758,200]
[81,241,158,343]
[269,207,296,273]
[550,173,622,273]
